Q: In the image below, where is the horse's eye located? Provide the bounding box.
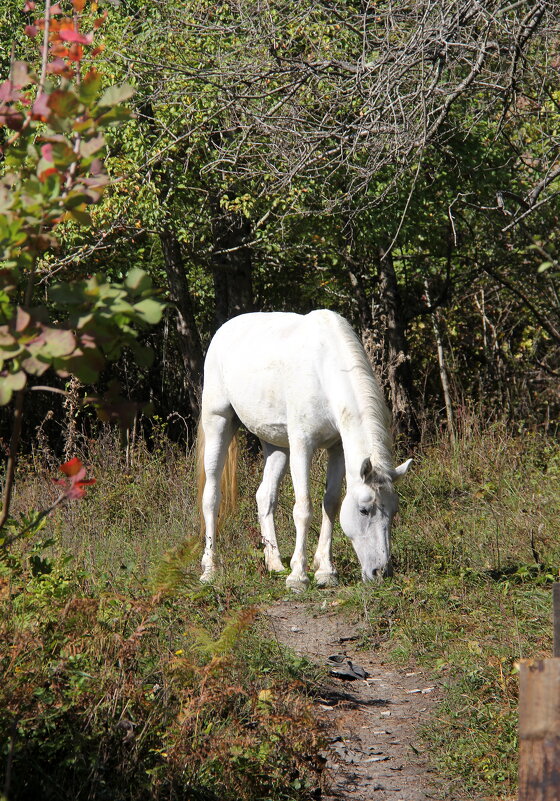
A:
[359,508,368,516]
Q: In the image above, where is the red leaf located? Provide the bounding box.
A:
[23,1,35,10]
[0,80,17,103]
[50,2,64,13]
[72,0,87,10]
[41,143,54,161]
[32,92,50,120]
[93,11,107,29]
[38,166,59,182]
[47,89,78,116]
[15,307,31,333]
[55,458,96,500]
[24,24,38,37]
[46,58,75,78]
[59,456,84,477]
[67,44,84,62]
[0,109,24,131]
[59,28,91,44]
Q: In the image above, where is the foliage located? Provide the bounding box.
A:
[0,0,164,403]
[7,419,559,798]
[0,433,325,801]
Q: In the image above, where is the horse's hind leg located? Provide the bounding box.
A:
[200,411,237,583]
[256,443,288,573]
[313,443,344,587]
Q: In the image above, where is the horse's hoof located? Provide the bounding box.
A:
[315,571,338,588]
[266,560,286,573]
[286,575,309,593]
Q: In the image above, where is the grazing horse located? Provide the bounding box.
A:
[197,310,411,592]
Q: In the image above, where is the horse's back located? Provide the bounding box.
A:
[202,311,345,446]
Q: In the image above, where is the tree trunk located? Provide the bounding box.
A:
[139,100,205,422]
[377,247,420,447]
[424,279,455,442]
[210,196,254,328]
[159,228,204,421]
[348,267,383,371]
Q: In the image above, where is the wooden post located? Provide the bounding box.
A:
[553,583,560,658]
[518,585,560,800]
[518,659,560,800]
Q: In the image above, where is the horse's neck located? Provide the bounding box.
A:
[326,367,392,481]
[336,407,378,480]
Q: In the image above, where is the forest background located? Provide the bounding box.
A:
[0,2,559,800]
[1,0,559,448]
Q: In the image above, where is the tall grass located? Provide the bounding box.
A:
[2,418,558,799]
[339,419,559,799]
[0,426,325,801]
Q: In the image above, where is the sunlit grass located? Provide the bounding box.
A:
[5,420,559,799]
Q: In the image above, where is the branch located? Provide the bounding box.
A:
[483,263,560,344]
[526,165,560,207]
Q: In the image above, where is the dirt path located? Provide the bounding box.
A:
[265,597,445,801]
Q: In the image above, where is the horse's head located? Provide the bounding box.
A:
[339,457,412,582]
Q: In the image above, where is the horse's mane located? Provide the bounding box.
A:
[323,312,395,473]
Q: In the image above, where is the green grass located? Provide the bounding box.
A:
[0,428,325,801]
[2,420,558,800]
[335,422,559,799]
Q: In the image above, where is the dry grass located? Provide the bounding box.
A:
[2,418,558,799]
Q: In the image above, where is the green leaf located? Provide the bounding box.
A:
[64,190,100,209]
[79,69,103,106]
[49,283,82,304]
[41,327,77,358]
[129,340,154,368]
[0,370,26,405]
[96,107,132,126]
[61,348,103,383]
[133,298,165,325]
[69,208,92,226]
[124,267,152,293]
[98,83,136,109]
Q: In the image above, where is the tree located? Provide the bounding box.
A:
[0,0,164,530]
[7,0,557,440]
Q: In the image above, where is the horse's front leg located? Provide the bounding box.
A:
[200,412,236,583]
[256,443,288,572]
[286,441,313,593]
[313,443,344,587]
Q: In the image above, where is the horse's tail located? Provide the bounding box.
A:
[196,419,206,538]
[196,419,239,537]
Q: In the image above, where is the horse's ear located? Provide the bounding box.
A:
[391,458,412,482]
[360,457,373,484]
[361,458,391,486]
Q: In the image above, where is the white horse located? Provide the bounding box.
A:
[197,310,411,592]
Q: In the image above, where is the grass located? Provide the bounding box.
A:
[335,420,559,799]
[1,418,559,799]
[0,426,325,801]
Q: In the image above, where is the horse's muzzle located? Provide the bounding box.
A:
[363,568,383,583]
[363,561,393,583]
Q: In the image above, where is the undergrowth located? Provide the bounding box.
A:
[337,420,559,799]
[0,426,324,801]
[2,418,558,800]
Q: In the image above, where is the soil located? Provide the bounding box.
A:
[265,596,446,801]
